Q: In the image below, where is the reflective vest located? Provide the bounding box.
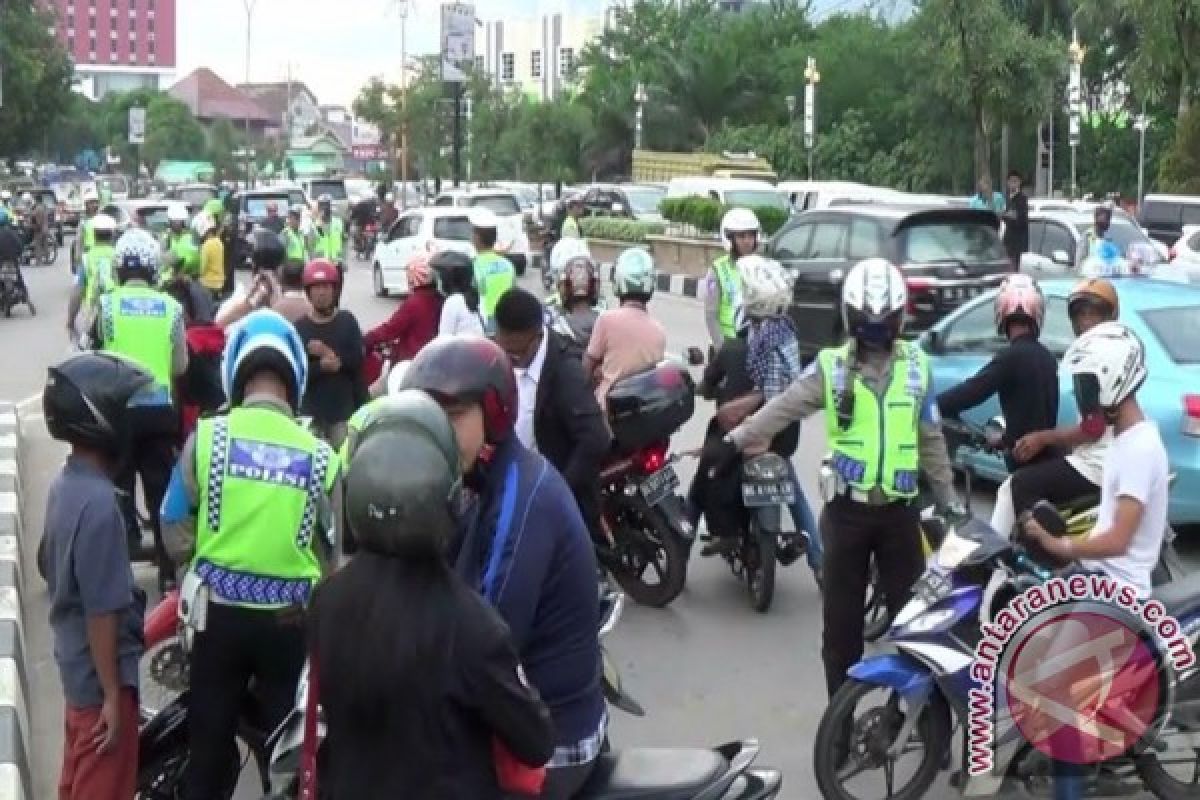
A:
[81,217,96,253]
[82,244,116,308]
[192,406,339,608]
[313,217,344,261]
[160,231,200,282]
[712,254,742,340]
[561,216,581,239]
[819,341,928,501]
[98,284,181,400]
[283,227,307,263]
[474,251,516,319]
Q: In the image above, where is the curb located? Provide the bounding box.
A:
[598,263,703,299]
[0,403,29,800]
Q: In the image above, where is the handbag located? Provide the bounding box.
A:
[492,737,546,796]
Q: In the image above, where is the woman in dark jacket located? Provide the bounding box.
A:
[310,390,553,799]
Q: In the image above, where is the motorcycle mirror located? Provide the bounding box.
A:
[686,346,705,366]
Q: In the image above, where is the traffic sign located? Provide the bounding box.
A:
[128,107,146,144]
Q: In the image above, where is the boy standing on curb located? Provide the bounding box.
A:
[41,352,152,800]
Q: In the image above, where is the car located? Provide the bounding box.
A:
[303,177,350,220]
[114,200,172,235]
[232,187,309,268]
[166,183,219,214]
[578,183,667,223]
[665,176,788,212]
[921,277,1200,525]
[1020,209,1166,275]
[1158,224,1200,285]
[764,205,1012,359]
[1140,194,1200,246]
[371,207,476,297]
[432,188,531,275]
[95,174,131,202]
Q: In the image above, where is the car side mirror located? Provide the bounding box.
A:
[686,346,705,366]
[1051,249,1072,266]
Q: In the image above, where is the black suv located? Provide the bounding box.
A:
[765,205,1012,359]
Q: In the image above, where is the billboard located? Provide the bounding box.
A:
[441,3,476,83]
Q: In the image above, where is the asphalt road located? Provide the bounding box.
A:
[7,245,1195,799]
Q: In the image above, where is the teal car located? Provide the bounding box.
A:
[921,277,1200,525]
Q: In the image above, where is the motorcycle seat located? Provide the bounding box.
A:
[1150,571,1200,619]
[578,747,728,800]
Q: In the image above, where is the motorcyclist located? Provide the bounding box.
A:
[379,191,399,232]
[92,228,188,591]
[67,213,118,345]
[560,195,584,239]
[312,390,553,798]
[705,208,760,351]
[435,250,486,337]
[992,278,1121,538]
[401,337,606,798]
[27,192,48,265]
[583,248,667,410]
[936,274,1060,471]
[283,204,308,267]
[705,257,963,698]
[261,201,285,234]
[545,238,601,353]
[1081,201,1116,261]
[309,194,345,270]
[363,252,443,362]
[214,229,288,329]
[0,209,23,265]
[159,309,340,800]
[159,203,200,285]
[470,207,516,324]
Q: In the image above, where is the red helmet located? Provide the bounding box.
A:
[400,336,517,443]
[303,258,341,289]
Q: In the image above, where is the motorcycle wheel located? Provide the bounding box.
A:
[141,636,189,715]
[745,520,776,613]
[863,558,891,642]
[1136,736,1200,800]
[813,678,951,800]
[136,748,189,799]
[608,509,688,609]
[41,237,58,265]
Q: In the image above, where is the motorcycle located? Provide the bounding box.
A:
[813,516,1200,800]
[19,227,57,266]
[0,259,35,317]
[598,361,699,608]
[353,221,378,261]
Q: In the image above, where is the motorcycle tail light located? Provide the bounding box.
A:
[635,442,669,474]
[1184,394,1200,437]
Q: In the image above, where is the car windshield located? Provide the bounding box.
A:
[243,195,290,218]
[97,176,129,194]
[722,189,788,211]
[625,187,666,214]
[310,181,347,200]
[901,221,1008,263]
[179,187,217,206]
[1072,221,1165,263]
[1140,307,1200,364]
[434,216,473,241]
[469,194,521,215]
[137,207,170,233]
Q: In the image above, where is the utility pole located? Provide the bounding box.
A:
[452,82,463,187]
[399,0,410,206]
[242,0,260,188]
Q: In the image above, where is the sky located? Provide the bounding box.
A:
[175,0,881,108]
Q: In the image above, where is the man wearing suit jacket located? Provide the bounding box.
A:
[494,288,611,535]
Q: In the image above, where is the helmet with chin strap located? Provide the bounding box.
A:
[401,335,517,444]
[841,258,907,347]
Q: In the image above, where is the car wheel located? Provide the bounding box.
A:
[373,264,388,298]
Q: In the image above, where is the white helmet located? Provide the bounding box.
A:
[384,192,395,203]
[841,258,907,344]
[720,208,761,252]
[1063,321,1147,414]
[20,192,32,203]
[91,213,117,234]
[550,237,592,273]
[386,360,412,397]
[166,202,189,223]
[469,206,499,230]
[737,255,792,319]
[192,211,216,238]
[613,248,656,298]
[82,187,99,203]
[114,228,161,281]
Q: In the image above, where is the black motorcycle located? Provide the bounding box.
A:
[0,260,35,317]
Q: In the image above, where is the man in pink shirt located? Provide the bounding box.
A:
[584,249,667,408]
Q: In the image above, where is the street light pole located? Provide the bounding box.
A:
[242,0,259,188]
[634,83,647,149]
[398,0,409,207]
[1135,100,1149,210]
[804,57,820,180]
[1067,30,1085,200]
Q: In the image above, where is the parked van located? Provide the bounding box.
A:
[778,180,912,212]
[665,177,789,212]
[1139,194,1200,245]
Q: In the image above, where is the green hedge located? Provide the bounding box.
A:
[579,216,665,243]
[659,196,790,236]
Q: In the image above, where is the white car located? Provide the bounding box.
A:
[433,189,531,274]
[1162,224,1200,284]
[371,207,476,297]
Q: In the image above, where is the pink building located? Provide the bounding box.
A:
[41,0,177,100]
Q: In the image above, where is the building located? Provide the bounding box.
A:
[238,81,323,142]
[476,9,606,102]
[169,68,274,134]
[41,0,177,100]
[319,105,355,150]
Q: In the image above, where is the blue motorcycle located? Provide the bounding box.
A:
[812,518,1200,800]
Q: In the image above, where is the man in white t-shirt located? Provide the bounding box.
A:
[1023,322,1168,597]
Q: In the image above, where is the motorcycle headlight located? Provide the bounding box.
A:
[936,530,980,571]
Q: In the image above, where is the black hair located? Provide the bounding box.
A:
[163,278,197,321]
[619,291,653,305]
[474,226,497,249]
[280,259,305,289]
[494,287,543,334]
[440,262,480,313]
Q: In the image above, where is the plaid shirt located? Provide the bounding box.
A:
[749,324,803,401]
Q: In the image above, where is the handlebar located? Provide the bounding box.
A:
[941,417,1005,454]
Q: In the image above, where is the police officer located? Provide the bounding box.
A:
[705,208,759,351]
[71,186,101,270]
[283,204,308,267]
[66,213,118,346]
[705,258,964,699]
[160,309,340,800]
[309,194,345,269]
[159,202,199,284]
[93,229,188,590]
[560,196,584,239]
[469,207,516,323]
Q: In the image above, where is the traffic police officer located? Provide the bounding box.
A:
[706,258,964,698]
[66,213,118,346]
[469,207,516,323]
[705,208,759,350]
[283,204,308,266]
[71,186,101,269]
[159,202,200,284]
[94,228,188,590]
[309,194,345,268]
[160,309,340,800]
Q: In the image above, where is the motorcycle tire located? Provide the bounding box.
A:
[137,747,191,800]
[608,509,688,609]
[745,520,776,613]
[863,557,891,642]
[1136,738,1200,800]
[40,237,58,265]
[813,678,951,800]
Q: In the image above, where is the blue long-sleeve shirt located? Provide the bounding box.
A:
[453,437,605,753]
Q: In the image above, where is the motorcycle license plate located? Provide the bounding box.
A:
[742,481,796,508]
[639,465,680,507]
[912,566,952,604]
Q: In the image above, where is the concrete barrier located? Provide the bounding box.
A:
[0,403,30,800]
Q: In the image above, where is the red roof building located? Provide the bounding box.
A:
[169,68,275,131]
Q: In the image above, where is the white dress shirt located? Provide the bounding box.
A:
[514,328,549,451]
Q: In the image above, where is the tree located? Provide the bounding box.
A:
[94,89,206,175]
[0,1,75,157]
[1159,105,1200,192]
[207,119,245,180]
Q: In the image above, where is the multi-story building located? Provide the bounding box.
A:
[41,0,176,100]
[475,8,606,102]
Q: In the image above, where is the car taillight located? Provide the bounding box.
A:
[905,277,932,314]
[1184,395,1200,437]
[635,442,669,474]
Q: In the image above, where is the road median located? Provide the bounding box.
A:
[0,402,32,800]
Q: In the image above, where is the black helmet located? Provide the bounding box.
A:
[401,336,517,443]
[43,353,153,453]
[251,229,286,271]
[429,250,474,295]
[344,390,462,557]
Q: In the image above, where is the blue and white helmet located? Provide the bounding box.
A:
[613,248,656,298]
[221,309,309,409]
[114,228,161,281]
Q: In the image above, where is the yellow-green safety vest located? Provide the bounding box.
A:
[82,244,117,308]
[283,227,307,263]
[191,406,340,608]
[561,216,582,239]
[160,231,200,282]
[819,340,928,500]
[712,254,742,340]
[97,284,182,400]
[81,217,96,254]
[474,251,516,319]
[313,218,344,262]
